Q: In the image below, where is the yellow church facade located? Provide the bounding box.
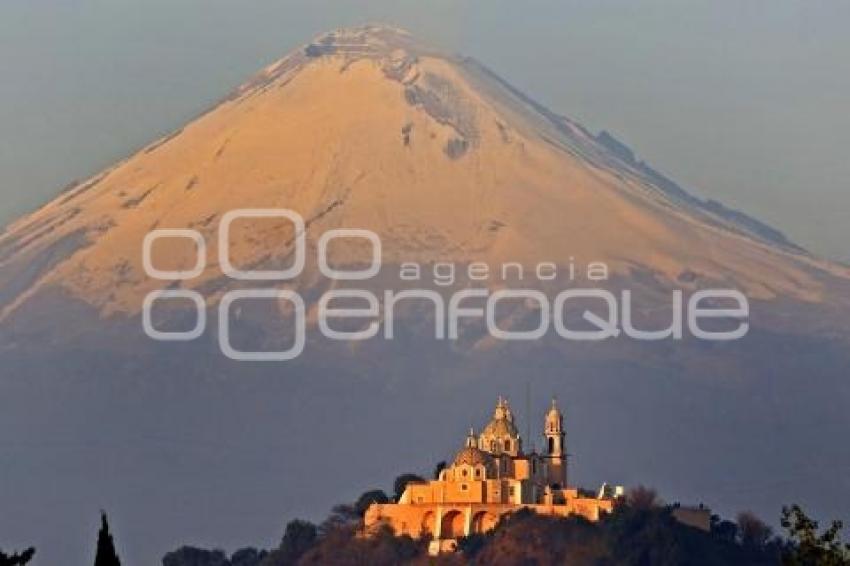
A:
[364,397,621,552]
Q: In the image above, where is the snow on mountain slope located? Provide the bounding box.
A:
[0,25,847,322]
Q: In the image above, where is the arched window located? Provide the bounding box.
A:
[504,439,511,452]
[548,437,555,454]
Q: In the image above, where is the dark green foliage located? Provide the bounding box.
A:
[453,504,781,565]
[454,533,487,558]
[318,505,359,536]
[603,503,779,566]
[626,485,660,510]
[261,520,318,566]
[0,548,35,566]
[354,490,389,517]
[94,512,122,566]
[737,511,773,549]
[162,547,229,566]
[298,523,420,566]
[781,504,850,565]
[162,546,266,566]
[433,460,447,479]
[710,514,738,543]
[462,507,610,565]
[230,548,268,566]
[392,473,424,501]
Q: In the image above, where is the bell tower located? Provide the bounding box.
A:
[543,397,566,487]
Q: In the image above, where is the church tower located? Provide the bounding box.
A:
[543,398,567,487]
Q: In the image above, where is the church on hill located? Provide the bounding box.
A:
[364,397,623,553]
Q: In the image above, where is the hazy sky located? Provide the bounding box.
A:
[0,0,848,261]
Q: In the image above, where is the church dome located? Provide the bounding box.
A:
[478,397,522,456]
[481,416,519,438]
[481,397,520,438]
[453,445,496,474]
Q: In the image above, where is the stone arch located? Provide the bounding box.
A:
[420,511,435,537]
[471,511,498,534]
[440,509,465,539]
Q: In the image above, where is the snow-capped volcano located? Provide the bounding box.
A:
[1,25,847,323]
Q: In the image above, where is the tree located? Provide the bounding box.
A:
[318,504,359,536]
[230,547,267,566]
[456,533,488,558]
[94,512,122,566]
[433,460,447,479]
[392,473,424,502]
[354,489,389,517]
[162,546,266,566]
[736,511,773,549]
[276,519,317,563]
[161,546,229,566]
[626,485,660,510]
[0,548,35,566]
[781,504,850,565]
[296,522,420,565]
[710,514,738,543]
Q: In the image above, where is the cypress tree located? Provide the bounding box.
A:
[94,512,121,566]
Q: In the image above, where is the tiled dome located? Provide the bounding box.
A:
[453,445,496,475]
[481,416,519,438]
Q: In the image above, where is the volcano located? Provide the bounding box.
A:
[1,26,849,565]
[2,25,849,321]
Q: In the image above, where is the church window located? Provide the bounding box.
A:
[548,437,555,454]
[461,483,468,491]
[504,439,511,451]
[462,468,468,477]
